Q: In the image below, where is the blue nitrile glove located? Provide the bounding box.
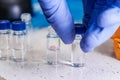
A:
[38,0,75,44]
[80,0,120,52]
[39,0,120,53]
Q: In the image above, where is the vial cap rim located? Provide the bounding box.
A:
[0,20,11,30]
[12,21,26,31]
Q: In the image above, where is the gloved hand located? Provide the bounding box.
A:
[39,0,120,53]
[38,0,75,44]
[80,0,120,52]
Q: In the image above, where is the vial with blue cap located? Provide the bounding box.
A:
[71,24,86,67]
[0,20,10,60]
[11,21,27,62]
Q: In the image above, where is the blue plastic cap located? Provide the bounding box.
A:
[75,24,86,34]
[12,21,26,31]
[0,20,11,30]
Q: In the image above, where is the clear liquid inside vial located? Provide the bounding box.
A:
[12,49,26,62]
[0,30,9,60]
[71,35,85,67]
[12,31,27,62]
[47,28,60,65]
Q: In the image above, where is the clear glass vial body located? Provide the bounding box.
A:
[71,35,85,67]
[0,30,9,60]
[21,13,32,49]
[12,31,27,62]
[8,29,13,60]
[47,27,60,65]
[11,21,27,62]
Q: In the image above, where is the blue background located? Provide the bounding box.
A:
[31,0,84,29]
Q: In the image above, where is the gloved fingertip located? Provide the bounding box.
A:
[61,32,75,44]
[80,39,94,53]
[62,38,74,44]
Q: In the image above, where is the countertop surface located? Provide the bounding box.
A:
[0,28,120,80]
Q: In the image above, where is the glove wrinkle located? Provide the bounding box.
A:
[38,0,75,44]
[81,0,120,52]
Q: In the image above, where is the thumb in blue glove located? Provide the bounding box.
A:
[81,0,120,52]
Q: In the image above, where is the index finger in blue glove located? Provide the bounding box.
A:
[39,0,75,44]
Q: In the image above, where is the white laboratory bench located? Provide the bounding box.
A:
[0,28,120,80]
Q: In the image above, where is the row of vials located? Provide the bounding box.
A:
[47,27,85,67]
[0,13,85,67]
[0,13,32,62]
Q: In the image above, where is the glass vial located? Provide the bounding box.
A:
[11,21,27,62]
[0,20,10,60]
[47,27,60,65]
[21,13,32,49]
[71,35,85,67]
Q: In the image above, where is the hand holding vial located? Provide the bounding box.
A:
[71,34,85,67]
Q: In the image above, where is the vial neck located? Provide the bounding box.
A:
[13,30,26,35]
[0,30,9,34]
[22,19,31,24]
